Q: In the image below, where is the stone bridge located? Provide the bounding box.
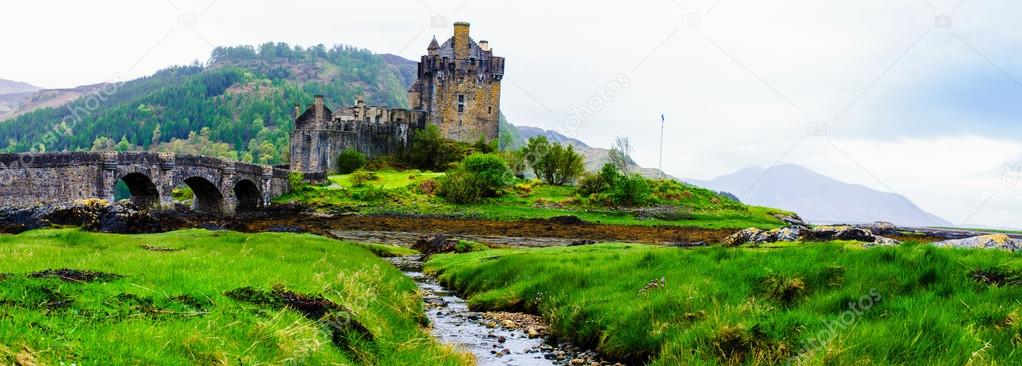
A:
[0,152,291,213]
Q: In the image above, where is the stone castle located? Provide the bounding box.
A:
[290,22,505,175]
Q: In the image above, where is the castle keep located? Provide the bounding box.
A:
[290,22,505,175]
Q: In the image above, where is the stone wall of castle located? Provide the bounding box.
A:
[289,96,425,175]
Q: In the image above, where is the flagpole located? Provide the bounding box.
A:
[659,114,664,179]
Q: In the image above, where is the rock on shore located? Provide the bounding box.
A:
[931,234,1021,251]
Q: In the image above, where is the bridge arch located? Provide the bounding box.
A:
[232,179,262,211]
[183,176,224,213]
[116,172,161,209]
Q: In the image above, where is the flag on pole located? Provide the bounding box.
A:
[661,114,665,124]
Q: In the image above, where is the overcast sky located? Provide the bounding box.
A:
[1,0,1021,228]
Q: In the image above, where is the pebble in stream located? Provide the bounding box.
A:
[400,266,619,366]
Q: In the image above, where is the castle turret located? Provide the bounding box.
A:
[407,22,504,142]
[428,36,440,57]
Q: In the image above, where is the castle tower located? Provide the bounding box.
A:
[408,22,504,142]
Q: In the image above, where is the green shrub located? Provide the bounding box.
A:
[171,186,194,202]
[287,171,306,191]
[406,125,468,171]
[336,148,367,174]
[611,173,653,206]
[438,170,485,204]
[438,153,513,203]
[576,164,651,206]
[455,240,490,253]
[349,169,379,187]
[351,184,391,201]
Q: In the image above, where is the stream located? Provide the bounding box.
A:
[391,256,615,366]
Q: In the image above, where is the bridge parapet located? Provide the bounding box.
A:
[0,152,291,213]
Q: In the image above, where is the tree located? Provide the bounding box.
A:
[336,148,368,174]
[522,136,550,178]
[608,137,633,173]
[502,150,528,179]
[533,143,585,185]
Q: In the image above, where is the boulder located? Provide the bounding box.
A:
[865,236,901,248]
[412,234,459,255]
[773,213,810,229]
[834,227,876,242]
[855,221,898,236]
[932,234,1021,251]
[775,226,801,241]
[723,228,763,247]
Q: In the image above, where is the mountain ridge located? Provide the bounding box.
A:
[687,164,952,227]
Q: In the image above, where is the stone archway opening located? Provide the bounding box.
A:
[233,179,262,212]
[183,176,224,213]
[115,173,160,209]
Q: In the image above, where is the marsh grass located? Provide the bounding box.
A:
[0,228,471,365]
[427,242,1022,365]
[278,170,788,230]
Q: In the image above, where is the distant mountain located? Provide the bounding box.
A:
[0,79,43,119]
[514,126,674,179]
[0,79,41,95]
[687,164,952,227]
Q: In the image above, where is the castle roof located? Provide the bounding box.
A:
[295,104,333,127]
[436,36,490,60]
[428,36,440,50]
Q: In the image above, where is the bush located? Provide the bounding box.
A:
[438,170,485,204]
[438,153,513,204]
[612,173,653,206]
[349,169,379,187]
[336,148,367,174]
[577,164,652,207]
[287,171,306,191]
[406,125,468,171]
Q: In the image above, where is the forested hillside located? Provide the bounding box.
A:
[0,43,414,165]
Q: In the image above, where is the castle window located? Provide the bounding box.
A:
[488,106,492,114]
[458,94,465,113]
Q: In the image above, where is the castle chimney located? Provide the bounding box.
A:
[453,22,470,60]
[314,95,325,121]
[479,40,490,52]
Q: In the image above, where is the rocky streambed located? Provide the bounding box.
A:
[390,256,620,366]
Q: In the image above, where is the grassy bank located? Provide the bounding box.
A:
[427,243,1022,365]
[277,170,788,230]
[0,229,470,365]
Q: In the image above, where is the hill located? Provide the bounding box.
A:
[0,79,42,119]
[687,164,952,227]
[0,43,414,165]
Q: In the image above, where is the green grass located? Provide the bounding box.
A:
[327,170,445,189]
[426,242,1022,365]
[277,170,788,230]
[0,229,470,365]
